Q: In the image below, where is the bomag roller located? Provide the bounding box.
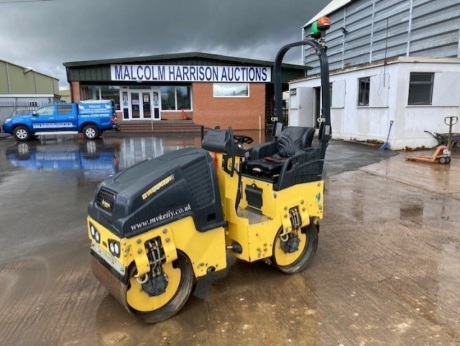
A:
[87,17,332,323]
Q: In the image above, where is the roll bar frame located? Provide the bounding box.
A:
[273,39,331,160]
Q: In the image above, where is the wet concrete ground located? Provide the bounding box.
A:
[0,133,458,345]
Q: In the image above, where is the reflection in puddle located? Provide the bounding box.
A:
[6,139,120,182]
[4,136,197,182]
[115,135,199,170]
[5,132,265,182]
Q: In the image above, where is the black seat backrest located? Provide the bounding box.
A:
[277,127,315,158]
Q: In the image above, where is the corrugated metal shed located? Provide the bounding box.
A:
[0,59,60,122]
[303,0,460,74]
[64,52,309,84]
[0,59,59,95]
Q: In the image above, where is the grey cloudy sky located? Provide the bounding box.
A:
[0,0,330,88]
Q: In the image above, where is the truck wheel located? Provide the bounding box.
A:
[13,126,31,141]
[271,222,318,274]
[83,125,99,140]
[127,251,194,324]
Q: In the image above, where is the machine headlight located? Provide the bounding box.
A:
[4,118,11,123]
[89,224,100,243]
[108,239,121,258]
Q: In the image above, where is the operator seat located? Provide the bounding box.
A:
[245,126,315,177]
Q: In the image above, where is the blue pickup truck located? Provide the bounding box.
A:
[2,100,118,141]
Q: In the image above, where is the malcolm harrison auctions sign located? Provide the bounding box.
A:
[111,64,271,83]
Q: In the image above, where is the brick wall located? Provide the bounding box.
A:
[70,81,80,102]
[192,83,266,130]
[71,81,268,130]
[161,110,193,120]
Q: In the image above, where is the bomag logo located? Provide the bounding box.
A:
[142,174,174,201]
[100,199,111,209]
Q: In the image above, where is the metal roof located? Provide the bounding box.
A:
[0,58,59,81]
[0,94,57,98]
[63,51,306,70]
[304,0,353,26]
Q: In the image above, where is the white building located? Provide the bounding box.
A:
[290,0,460,150]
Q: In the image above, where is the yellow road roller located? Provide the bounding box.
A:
[87,17,332,323]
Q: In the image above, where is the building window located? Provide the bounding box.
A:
[408,72,434,105]
[81,85,121,110]
[213,83,249,97]
[161,86,192,110]
[358,77,370,106]
[101,86,120,110]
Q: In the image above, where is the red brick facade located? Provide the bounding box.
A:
[192,83,266,130]
[65,53,306,132]
[71,81,81,102]
[158,82,267,130]
[73,81,269,131]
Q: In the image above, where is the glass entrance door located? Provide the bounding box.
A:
[153,90,160,120]
[142,92,152,119]
[131,92,141,119]
[129,90,157,120]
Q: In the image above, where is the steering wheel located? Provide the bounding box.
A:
[233,135,253,145]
